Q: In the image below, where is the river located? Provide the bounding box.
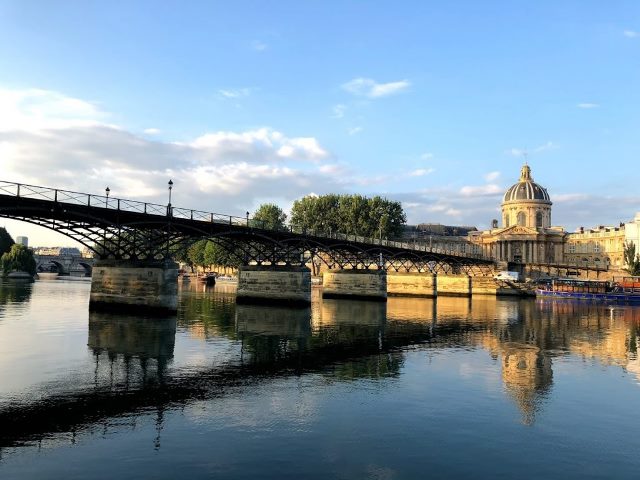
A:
[1,279,639,479]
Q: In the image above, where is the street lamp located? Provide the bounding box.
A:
[167,179,173,217]
[105,186,110,208]
[246,211,250,227]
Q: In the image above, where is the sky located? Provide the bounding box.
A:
[0,0,639,247]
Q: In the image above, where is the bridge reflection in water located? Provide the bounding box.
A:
[1,283,640,450]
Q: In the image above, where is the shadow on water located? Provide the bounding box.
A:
[1,289,640,448]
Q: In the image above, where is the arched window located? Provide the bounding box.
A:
[517,211,526,226]
[536,211,543,228]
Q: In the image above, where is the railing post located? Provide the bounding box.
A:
[210,213,213,222]
[191,210,194,220]
[54,190,58,202]
[229,216,232,225]
[144,203,147,214]
[16,184,20,197]
[88,195,91,206]
[117,199,120,210]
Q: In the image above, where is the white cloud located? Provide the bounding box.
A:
[252,40,268,51]
[341,77,411,98]
[553,193,590,203]
[507,141,558,157]
[348,126,363,135]
[577,103,599,109]
[143,128,161,135]
[0,87,340,231]
[484,171,500,182]
[0,88,106,131]
[623,30,638,38]
[409,168,435,177]
[459,184,503,197]
[420,152,434,160]
[534,141,558,152]
[218,88,251,99]
[189,128,328,162]
[332,104,346,119]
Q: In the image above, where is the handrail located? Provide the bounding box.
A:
[0,179,492,261]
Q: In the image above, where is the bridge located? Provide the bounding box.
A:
[0,180,494,311]
[35,254,94,276]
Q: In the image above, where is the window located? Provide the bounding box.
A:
[569,244,576,253]
[594,242,600,253]
[536,211,543,228]
[517,211,526,226]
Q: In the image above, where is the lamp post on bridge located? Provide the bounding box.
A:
[246,211,250,227]
[167,179,173,216]
[105,186,110,208]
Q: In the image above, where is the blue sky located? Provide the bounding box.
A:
[0,0,639,245]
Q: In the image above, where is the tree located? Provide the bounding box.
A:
[289,194,406,238]
[623,241,640,275]
[0,227,14,256]
[187,239,208,270]
[2,244,37,276]
[252,203,287,230]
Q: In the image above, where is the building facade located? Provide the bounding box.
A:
[564,212,640,269]
[470,164,565,264]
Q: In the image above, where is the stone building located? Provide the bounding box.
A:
[470,164,565,264]
[564,212,640,269]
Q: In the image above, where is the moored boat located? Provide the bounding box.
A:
[197,273,217,286]
[535,276,640,304]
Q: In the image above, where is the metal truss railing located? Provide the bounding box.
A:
[0,180,490,262]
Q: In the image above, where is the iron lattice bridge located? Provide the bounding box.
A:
[0,180,493,274]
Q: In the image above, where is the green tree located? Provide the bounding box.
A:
[289,194,406,238]
[623,241,640,275]
[0,227,14,256]
[187,239,208,270]
[2,244,37,276]
[252,203,287,230]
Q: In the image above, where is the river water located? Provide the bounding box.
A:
[1,279,639,479]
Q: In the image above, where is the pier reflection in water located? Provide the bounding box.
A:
[1,280,640,478]
[88,312,177,389]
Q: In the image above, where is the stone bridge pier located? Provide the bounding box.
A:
[322,269,387,301]
[89,259,179,314]
[236,265,311,306]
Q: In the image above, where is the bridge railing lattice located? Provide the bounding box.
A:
[0,180,489,260]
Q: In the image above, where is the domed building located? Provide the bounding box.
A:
[502,164,552,229]
[473,164,566,265]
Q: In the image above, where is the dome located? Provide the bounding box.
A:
[502,164,551,203]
